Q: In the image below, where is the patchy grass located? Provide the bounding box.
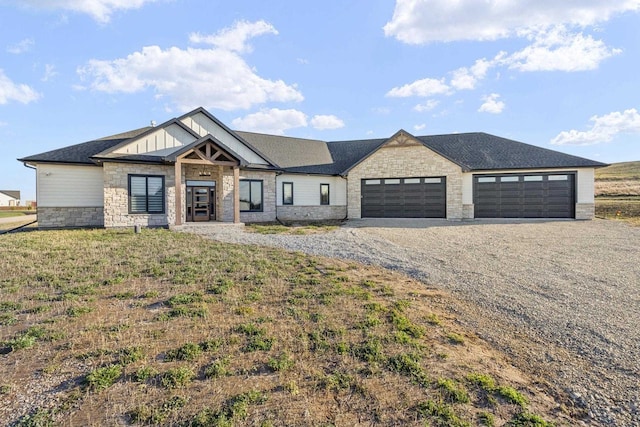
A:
[246,221,340,235]
[595,161,640,226]
[0,229,572,426]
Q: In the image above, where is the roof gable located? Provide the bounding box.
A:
[179,108,275,167]
[0,190,20,199]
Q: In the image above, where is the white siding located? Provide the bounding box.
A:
[577,168,595,203]
[37,164,104,207]
[0,193,18,206]
[113,124,197,155]
[462,168,597,204]
[181,113,268,165]
[276,174,347,206]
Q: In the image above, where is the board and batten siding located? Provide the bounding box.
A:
[181,112,268,165]
[37,164,104,207]
[113,124,197,156]
[275,174,347,206]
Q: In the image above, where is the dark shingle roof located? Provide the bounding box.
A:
[0,190,20,199]
[18,127,152,165]
[236,131,333,169]
[416,132,607,171]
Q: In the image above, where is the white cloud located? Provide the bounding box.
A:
[386,77,450,97]
[41,64,58,82]
[384,0,640,44]
[189,20,277,53]
[413,99,439,112]
[478,93,505,114]
[77,21,303,112]
[507,26,621,71]
[7,38,34,54]
[551,108,640,145]
[16,0,158,23]
[0,121,7,127]
[414,123,426,131]
[232,108,308,135]
[310,115,345,130]
[450,58,494,90]
[0,69,40,105]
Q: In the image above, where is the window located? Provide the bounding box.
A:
[404,178,421,184]
[500,176,519,182]
[423,177,442,184]
[384,179,401,184]
[364,179,381,185]
[478,177,496,183]
[524,175,543,182]
[240,179,263,212]
[320,184,330,205]
[129,175,165,214]
[548,175,569,181]
[282,182,293,205]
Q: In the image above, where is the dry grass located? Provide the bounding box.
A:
[595,161,640,226]
[0,229,573,426]
[0,219,37,231]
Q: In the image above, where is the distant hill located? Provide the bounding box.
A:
[595,161,640,181]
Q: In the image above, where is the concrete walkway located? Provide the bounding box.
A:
[0,214,37,225]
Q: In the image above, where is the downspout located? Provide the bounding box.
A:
[23,162,37,211]
[340,173,349,221]
[274,170,285,224]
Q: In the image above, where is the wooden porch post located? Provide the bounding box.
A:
[233,166,240,223]
[174,160,182,226]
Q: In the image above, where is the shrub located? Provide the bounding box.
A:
[353,337,384,362]
[446,332,465,345]
[167,292,203,307]
[437,378,470,403]
[204,357,231,379]
[134,366,158,382]
[165,342,202,361]
[268,353,294,372]
[466,373,497,391]
[118,346,144,364]
[86,364,122,391]
[387,352,429,387]
[497,386,529,407]
[415,400,470,427]
[161,366,195,389]
[507,412,552,426]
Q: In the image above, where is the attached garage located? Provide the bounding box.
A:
[473,173,575,218]
[361,177,446,218]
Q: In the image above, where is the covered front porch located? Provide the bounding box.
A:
[172,137,243,226]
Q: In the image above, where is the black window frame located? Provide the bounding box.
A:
[320,183,330,206]
[128,174,165,214]
[240,179,264,212]
[282,182,294,205]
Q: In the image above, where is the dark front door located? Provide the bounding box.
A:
[186,186,216,222]
[361,177,446,218]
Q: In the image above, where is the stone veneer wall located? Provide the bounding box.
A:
[38,207,104,228]
[462,204,474,219]
[347,140,464,219]
[103,162,175,227]
[575,203,595,220]
[276,205,347,221]
[238,170,277,223]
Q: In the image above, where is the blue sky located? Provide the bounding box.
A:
[1,0,639,200]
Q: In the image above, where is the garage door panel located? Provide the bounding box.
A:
[474,173,575,218]
[361,177,446,218]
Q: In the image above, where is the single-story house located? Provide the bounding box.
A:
[18,107,606,228]
[0,190,20,207]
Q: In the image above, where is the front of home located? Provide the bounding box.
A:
[0,190,21,207]
[19,107,605,229]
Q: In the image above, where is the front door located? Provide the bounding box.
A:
[186,185,216,222]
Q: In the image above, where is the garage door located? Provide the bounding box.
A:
[474,173,575,218]
[361,177,446,218]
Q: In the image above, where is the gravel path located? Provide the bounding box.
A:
[176,219,640,426]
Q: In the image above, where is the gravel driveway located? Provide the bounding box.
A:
[177,219,640,426]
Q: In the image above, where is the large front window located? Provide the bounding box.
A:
[129,175,165,214]
[240,179,263,212]
[320,183,330,205]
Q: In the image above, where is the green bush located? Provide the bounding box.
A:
[268,353,294,372]
[204,357,232,379]
[165,342,202,361]
[161,366,195,389]
[437,378,470,403]
[86,364,122,391]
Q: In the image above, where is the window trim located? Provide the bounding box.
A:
[320,183,330,206]
[240,179,264,212]
[128,174,165,214]
[282,181,294,205]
